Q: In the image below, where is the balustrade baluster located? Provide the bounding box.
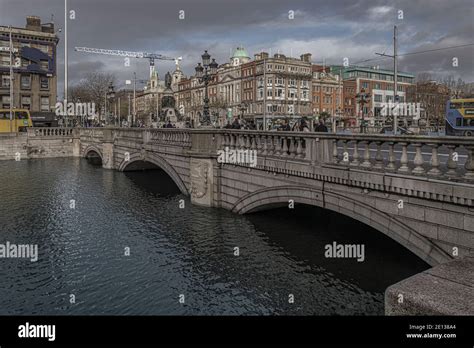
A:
[412,143,425,174]
[275,136,282,155]
[398,142,410,173]
[350,141,360,166]
[261,135,268,155]
[386,142,396,171]
[446,145,458,177]
[342,140,349,165]
[288,137,296,158]
[361,141,371,168]
[464,145,474,180]
[374,141,384,169]
[281,137,289,157]
[250,135,257,151]
[332,139,339,163]
[427,144,441,176]
[296,138,303,158]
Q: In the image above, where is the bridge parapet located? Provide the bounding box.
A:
[27,127,75,137]
[217,130,474,207]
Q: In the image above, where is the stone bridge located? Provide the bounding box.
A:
[67,127,474,268]
[10,127,474,314]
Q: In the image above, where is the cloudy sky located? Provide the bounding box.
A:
[1,0,473,96]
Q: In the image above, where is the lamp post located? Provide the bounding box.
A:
[239,102,247,121]
[106,82,115,126]
[195,51,218,127]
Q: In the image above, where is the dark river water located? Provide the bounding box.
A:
[0,158,429,315]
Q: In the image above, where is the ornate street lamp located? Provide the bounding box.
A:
[239,102,247,121]
[195,51,218,127]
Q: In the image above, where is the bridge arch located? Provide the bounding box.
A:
[83,145,103,161]
[118,151,188,195]
[232,185,451,266]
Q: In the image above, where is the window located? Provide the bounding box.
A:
[21,75,31,89]
[362,82,369,89]
[374,83,381,90]
[267,88,272,97]
[2,95,11,108]
[1,75,10,88]
[40,77,49,89]
[450,102,462,109]
[21,95,31,109]
[41,96,50,111]
[374,94,382,102]
[1,56,9,67]
[276,88,284,98]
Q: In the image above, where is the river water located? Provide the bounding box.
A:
[0,158,429,315]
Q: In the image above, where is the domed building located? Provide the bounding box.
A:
[231,46,250,66]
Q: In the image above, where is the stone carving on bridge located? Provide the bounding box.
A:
[140,147,146,161]
[190,161,209,199]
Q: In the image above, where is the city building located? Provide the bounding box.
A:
[177,47,313,128]
[0,16,59,112]
[339,66,415,126]
[311,64,343,122]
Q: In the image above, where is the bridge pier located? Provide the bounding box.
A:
[385,256,474,315]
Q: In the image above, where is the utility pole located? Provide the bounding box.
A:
[133,72,136,126]
[376,25,398,133]
[156,93,159,125]
[128,94,131,125]
[118,97,121,127]
[64,0,68,127]
[104,91,107,125]
[9,26,13,133]
[263,58,267,130]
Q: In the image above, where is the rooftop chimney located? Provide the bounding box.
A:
[254,52,269,61]
[300,53,312,63]
[26,16,42,31]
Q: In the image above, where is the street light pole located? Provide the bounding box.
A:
[376,25,399,133]
[195,51,218,127]
[263,58,267,130]
[9,26,13,133]
[133,72,136,126]
[64,0,68,126]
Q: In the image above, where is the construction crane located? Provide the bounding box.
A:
[74,46,182,78]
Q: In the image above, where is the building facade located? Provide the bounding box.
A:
[340,66,415,126]
[0,16,59,112]
[176,47,313,128]
[311,64,343,120]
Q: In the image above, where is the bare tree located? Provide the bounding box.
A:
[69,72,115,117]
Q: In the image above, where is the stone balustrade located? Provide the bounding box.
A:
[28,127,75,137]
[329,134,474,181]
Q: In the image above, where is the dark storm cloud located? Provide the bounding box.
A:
[0,0,472,96]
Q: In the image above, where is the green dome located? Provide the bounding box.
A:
[232,47,249,59]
